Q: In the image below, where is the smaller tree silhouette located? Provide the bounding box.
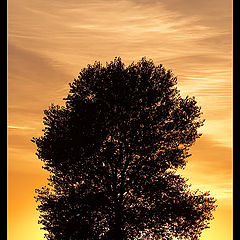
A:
[33,57,217,240]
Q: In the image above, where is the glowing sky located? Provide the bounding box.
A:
[8,0,232,239]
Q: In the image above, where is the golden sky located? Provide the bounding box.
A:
[8,0,232,239]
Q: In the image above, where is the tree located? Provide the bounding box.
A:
[32,57,217,240]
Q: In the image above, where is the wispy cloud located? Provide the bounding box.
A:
[8,125,36,130]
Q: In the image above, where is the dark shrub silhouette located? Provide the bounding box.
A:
[32,57,216,240]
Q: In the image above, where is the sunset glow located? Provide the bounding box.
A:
[8,0,232,239]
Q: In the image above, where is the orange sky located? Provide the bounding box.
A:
[7,0,232,239]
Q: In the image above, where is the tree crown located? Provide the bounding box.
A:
[33,57,216,240]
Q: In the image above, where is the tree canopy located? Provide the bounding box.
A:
[32,57,217,240]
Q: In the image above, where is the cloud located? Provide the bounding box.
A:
[8,42,72,128]
[8,0,228,65]
[8,126,35,130]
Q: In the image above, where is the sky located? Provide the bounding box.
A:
[7,0,232,239]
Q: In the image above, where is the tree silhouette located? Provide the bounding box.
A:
[32,57,216,240]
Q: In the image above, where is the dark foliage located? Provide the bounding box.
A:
[32,57,216,240]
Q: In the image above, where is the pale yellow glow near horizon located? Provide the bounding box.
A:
[8,0,232,239]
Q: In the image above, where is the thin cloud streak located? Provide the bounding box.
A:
[8,126,35,130]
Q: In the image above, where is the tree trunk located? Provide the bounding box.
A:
[108,193,125,240]
[114,203,125,240]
